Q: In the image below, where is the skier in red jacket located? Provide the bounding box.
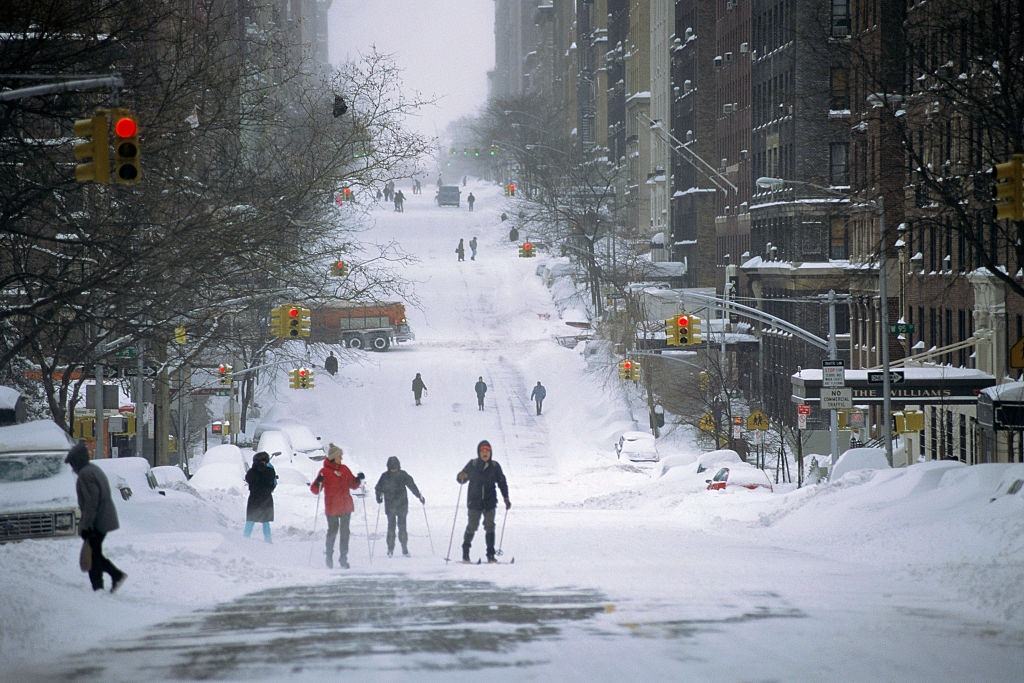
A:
[310,443,364,568]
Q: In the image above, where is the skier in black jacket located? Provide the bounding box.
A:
[244,451,277,543]
[375,456,424,556]
[455,440,510,562]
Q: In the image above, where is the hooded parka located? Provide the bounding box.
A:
[374,456,423,514]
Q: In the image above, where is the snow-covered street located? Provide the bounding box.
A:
[3,182,1023,681]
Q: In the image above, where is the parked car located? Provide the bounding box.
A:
[0,419,78,542]
[695,448,743,473]
[706,464,774,492]
[615,431,660,463]
[254,421,325,460]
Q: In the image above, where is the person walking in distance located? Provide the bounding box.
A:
[456,440,510,563]
[310,444,365,568]
[474,376,487,411]
[530,381,547,415]
[462,175,467,187]
[394,189,405,212]
[412,372,427,406]
[374,456,425,557]
[66,442,127,592]
[244,451,277,543]
[469,236,478,261]
[456,238,465,262]
[325,351,338,376]
[467,192,475,211]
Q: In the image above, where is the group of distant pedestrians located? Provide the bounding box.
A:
[456,237,478,261]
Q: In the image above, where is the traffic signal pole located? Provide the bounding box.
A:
[0,75,123,102]
[828,290,839,469]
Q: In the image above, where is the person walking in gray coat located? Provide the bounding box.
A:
[412,373,427,405]
[474,376,487,410]
[530,381,547,415]
[66,442,126,592]
[469,236,478,260]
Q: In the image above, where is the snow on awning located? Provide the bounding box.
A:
[650,231,666,245]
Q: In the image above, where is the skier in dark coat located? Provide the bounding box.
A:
[374,456,424,557]
[412,372,427,405]
[456,440,510,562]
[66,442,127,592]
[456,238,465,262]
[474,376,487,410]
[244,451,277,542]
[530,381,547,415]
[467,192,475,211]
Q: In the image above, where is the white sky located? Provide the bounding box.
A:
[328,0,496,137]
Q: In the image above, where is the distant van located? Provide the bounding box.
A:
[436,185,461,207]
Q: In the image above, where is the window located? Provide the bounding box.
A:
[830,143,849,185]
[831,0,851,37]
[830,67,849,109]
[830,217,848,259]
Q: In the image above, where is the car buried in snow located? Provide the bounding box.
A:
[614,431,660,463]
[705,464,774,493]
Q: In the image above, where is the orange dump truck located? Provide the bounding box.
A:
[310,301,414,351]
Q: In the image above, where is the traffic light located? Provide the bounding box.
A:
[111,109,141,185]
[217,363,232,385]
[618,359,632,380]
[330,259,348,277]
[508,182,516,196]
[678,315,691,345]
[73,110,110,184]
[631,364,641,381]
[665,317,681,346]
[687,315,703,346]
[289,368,313,389]
[270,305,286,338]
[174,325,187,345]
[992,155,1024,221]
[519,242,535,257]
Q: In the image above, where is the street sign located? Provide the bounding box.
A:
[753,430,764,446]
[121,364,159,379]
[848,409,866,428]
[192,387,231,396]
[889,322,915,334]
[797,414,808,430]
[85,385,119,409]
[867,370,904,384]
[746,409,770,431]
[797,404,812,416]
[114,347,136,359]
[821,387,853,410]
[732,424,742,439]
[699,413,715,433]
[822,359,845,388]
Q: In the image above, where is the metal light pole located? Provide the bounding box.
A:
[828,289,839,467]
[876,197,894,464]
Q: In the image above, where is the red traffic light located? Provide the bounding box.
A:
[678,316,689,327]
[298,369,308,377]
[336,260,344,269]
[218,364,227,375]
[114,116,138,138]
[288,307,299,318]
[524,242,532,250]
[623,361,632,370]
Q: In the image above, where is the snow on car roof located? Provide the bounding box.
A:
[697,449,741,466]
[0,420,75,452]
[620,431,655,440]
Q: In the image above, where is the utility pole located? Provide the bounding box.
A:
[828,289,839,468]
[94,361,105,458]
[877,197,894,465]
[135,341,145,461]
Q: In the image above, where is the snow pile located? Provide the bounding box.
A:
[830,446,891,481]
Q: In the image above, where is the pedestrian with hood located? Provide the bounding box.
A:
[530,381,547,415]
[474,376,487,410]
[467,192,475,211]
[456,440,510,563]
[310,444,364,568]
[456,238,465,262]
[412,372,427,405]
[374,457,425,557]
[469,236,478,260]
[66,442,127,592]
[244,451,277,543]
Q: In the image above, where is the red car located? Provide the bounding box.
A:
[706,465,774,492]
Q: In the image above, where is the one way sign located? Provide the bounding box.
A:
[867,370,904,384]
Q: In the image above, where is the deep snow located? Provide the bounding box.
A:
[2,180,1023,680]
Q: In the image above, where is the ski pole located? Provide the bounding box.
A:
[307,487,322,566]
[370,501,382,561]
[360,484,372,561]
[421,499,435,555]
[496,507,509,556]
[444,484,464,562]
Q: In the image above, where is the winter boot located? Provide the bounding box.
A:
[402,545,410,557]
[487,555,498,564]
[339,556,350,569]
[325,553,334,569]
[386,547,394,558]
[462,544,471,562]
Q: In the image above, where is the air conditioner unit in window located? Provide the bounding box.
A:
[727,0,735,9]
[714,56,723,67]
[725,52,733,62]
[740,42,749,53]
[683,79,692,92]
[723,103,734,114]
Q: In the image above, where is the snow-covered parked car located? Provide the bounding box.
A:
[254,421,325,460]
[695,448,743,473]
[658,451,699,477]
[615,431,660,463]
[706,464,774,492]
[0,419,78,542]
[255,430,293,462]
[150,465,189,488]
[830,447,890,482]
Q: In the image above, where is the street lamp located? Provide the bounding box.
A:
[756,176,893,466]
